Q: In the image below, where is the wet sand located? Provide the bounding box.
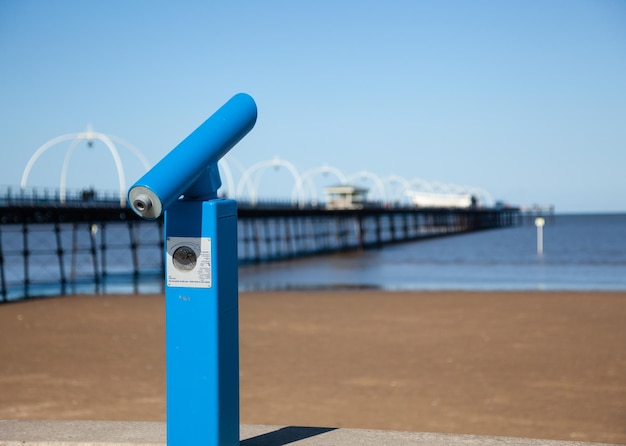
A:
[0,291,625,443]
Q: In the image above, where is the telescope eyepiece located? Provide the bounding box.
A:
[128,186,162,220]
[133,194,153,212]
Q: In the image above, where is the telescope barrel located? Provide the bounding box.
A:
[128,93,257,219]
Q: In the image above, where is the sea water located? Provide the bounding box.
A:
[239,214,626,291]
[1,214,624,300]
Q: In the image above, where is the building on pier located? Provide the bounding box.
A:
[324,184,369,210]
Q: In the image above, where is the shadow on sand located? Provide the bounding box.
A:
[241,426,337,446]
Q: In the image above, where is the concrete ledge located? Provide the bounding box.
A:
[0,420,620,446]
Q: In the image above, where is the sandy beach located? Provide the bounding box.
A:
[0,291,624,444]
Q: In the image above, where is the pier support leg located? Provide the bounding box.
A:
[21,223,30,298]
[53,221,67,295]
[128,221,140,293]
[357,216,365,250]
[0,226,7,301]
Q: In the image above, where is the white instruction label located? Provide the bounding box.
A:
[166,237,212,288]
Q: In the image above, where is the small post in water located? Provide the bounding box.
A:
[535,217,545,255]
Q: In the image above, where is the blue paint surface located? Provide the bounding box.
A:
[128,93,257,219]
[165,199,239,446]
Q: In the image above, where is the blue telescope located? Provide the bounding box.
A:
[127,93,257,446]
[128,92,257,218]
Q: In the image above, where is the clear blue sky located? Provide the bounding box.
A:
[1,0,625,213]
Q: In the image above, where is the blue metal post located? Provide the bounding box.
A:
[127,93,257,446]
[165,198,240,445]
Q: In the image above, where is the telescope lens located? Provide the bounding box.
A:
[133,194,153,213]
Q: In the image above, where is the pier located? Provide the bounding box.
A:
[0,187,518,302]
[1,128,524,301]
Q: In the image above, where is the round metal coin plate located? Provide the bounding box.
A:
[172,245,197,271]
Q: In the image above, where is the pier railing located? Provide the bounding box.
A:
[0,184,124,208]
[0,199,519,302]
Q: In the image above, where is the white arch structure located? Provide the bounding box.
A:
[235,157,303,205]
[20,127,150,206]
[295,164,347,206]
[218,155,249,199]
[108,135,151,170]
[445,183,469,194]
[382,174,412,204]
[347,170,387,203]
[429,181,454,193]
[20,131,496,208]
[409,178,434,192]
[217,159,235,199]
